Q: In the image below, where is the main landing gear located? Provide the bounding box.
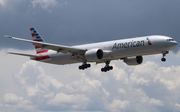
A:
[101,61,113,72]
[161,51,169,62]
[79,62,91,70]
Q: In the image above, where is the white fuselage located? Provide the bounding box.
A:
[40,35,177,65]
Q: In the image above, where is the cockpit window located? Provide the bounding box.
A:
[167,39,174,41]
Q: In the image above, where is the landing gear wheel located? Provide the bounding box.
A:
[87,64,91,67]
[161,52,168,62]
[79,66,82,70]
[161,58,166,62]
[101,61,113,72]
[101,68,104,72]
[79,63,91,70]
[110,66,113,70]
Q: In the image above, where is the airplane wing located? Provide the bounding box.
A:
[5,35,86,54]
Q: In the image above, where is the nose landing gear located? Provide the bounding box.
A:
[161,51,169,62]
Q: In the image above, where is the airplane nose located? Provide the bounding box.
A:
[171,41,178,47]
[174,41,178,46]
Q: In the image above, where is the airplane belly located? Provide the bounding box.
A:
[47,53,80,65]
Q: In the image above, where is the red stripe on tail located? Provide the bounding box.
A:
[31,33,35,37]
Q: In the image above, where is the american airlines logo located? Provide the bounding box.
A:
[112,40,145,49]
[147,37,152,45]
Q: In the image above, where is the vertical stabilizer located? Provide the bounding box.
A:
[30,28,48,54]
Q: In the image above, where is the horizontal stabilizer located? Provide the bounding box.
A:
[5,35,86,54]
[4,35,12,38]
[8,52,36,57]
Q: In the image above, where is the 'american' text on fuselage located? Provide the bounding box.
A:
[112,40,145,49]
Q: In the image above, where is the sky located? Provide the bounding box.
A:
[0,0,180,111]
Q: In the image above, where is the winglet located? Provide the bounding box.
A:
[4,35,12,38]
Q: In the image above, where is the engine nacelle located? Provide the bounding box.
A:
[85,49,103,61]
[124,56,143,65]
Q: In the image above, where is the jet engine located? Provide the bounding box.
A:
[123,56,143,65]
[85,49,103,61]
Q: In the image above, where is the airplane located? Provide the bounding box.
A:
[5,28,177,72]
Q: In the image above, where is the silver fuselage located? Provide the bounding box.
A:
[40,35,177,65]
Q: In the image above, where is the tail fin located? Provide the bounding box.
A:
[30,28,48,54]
